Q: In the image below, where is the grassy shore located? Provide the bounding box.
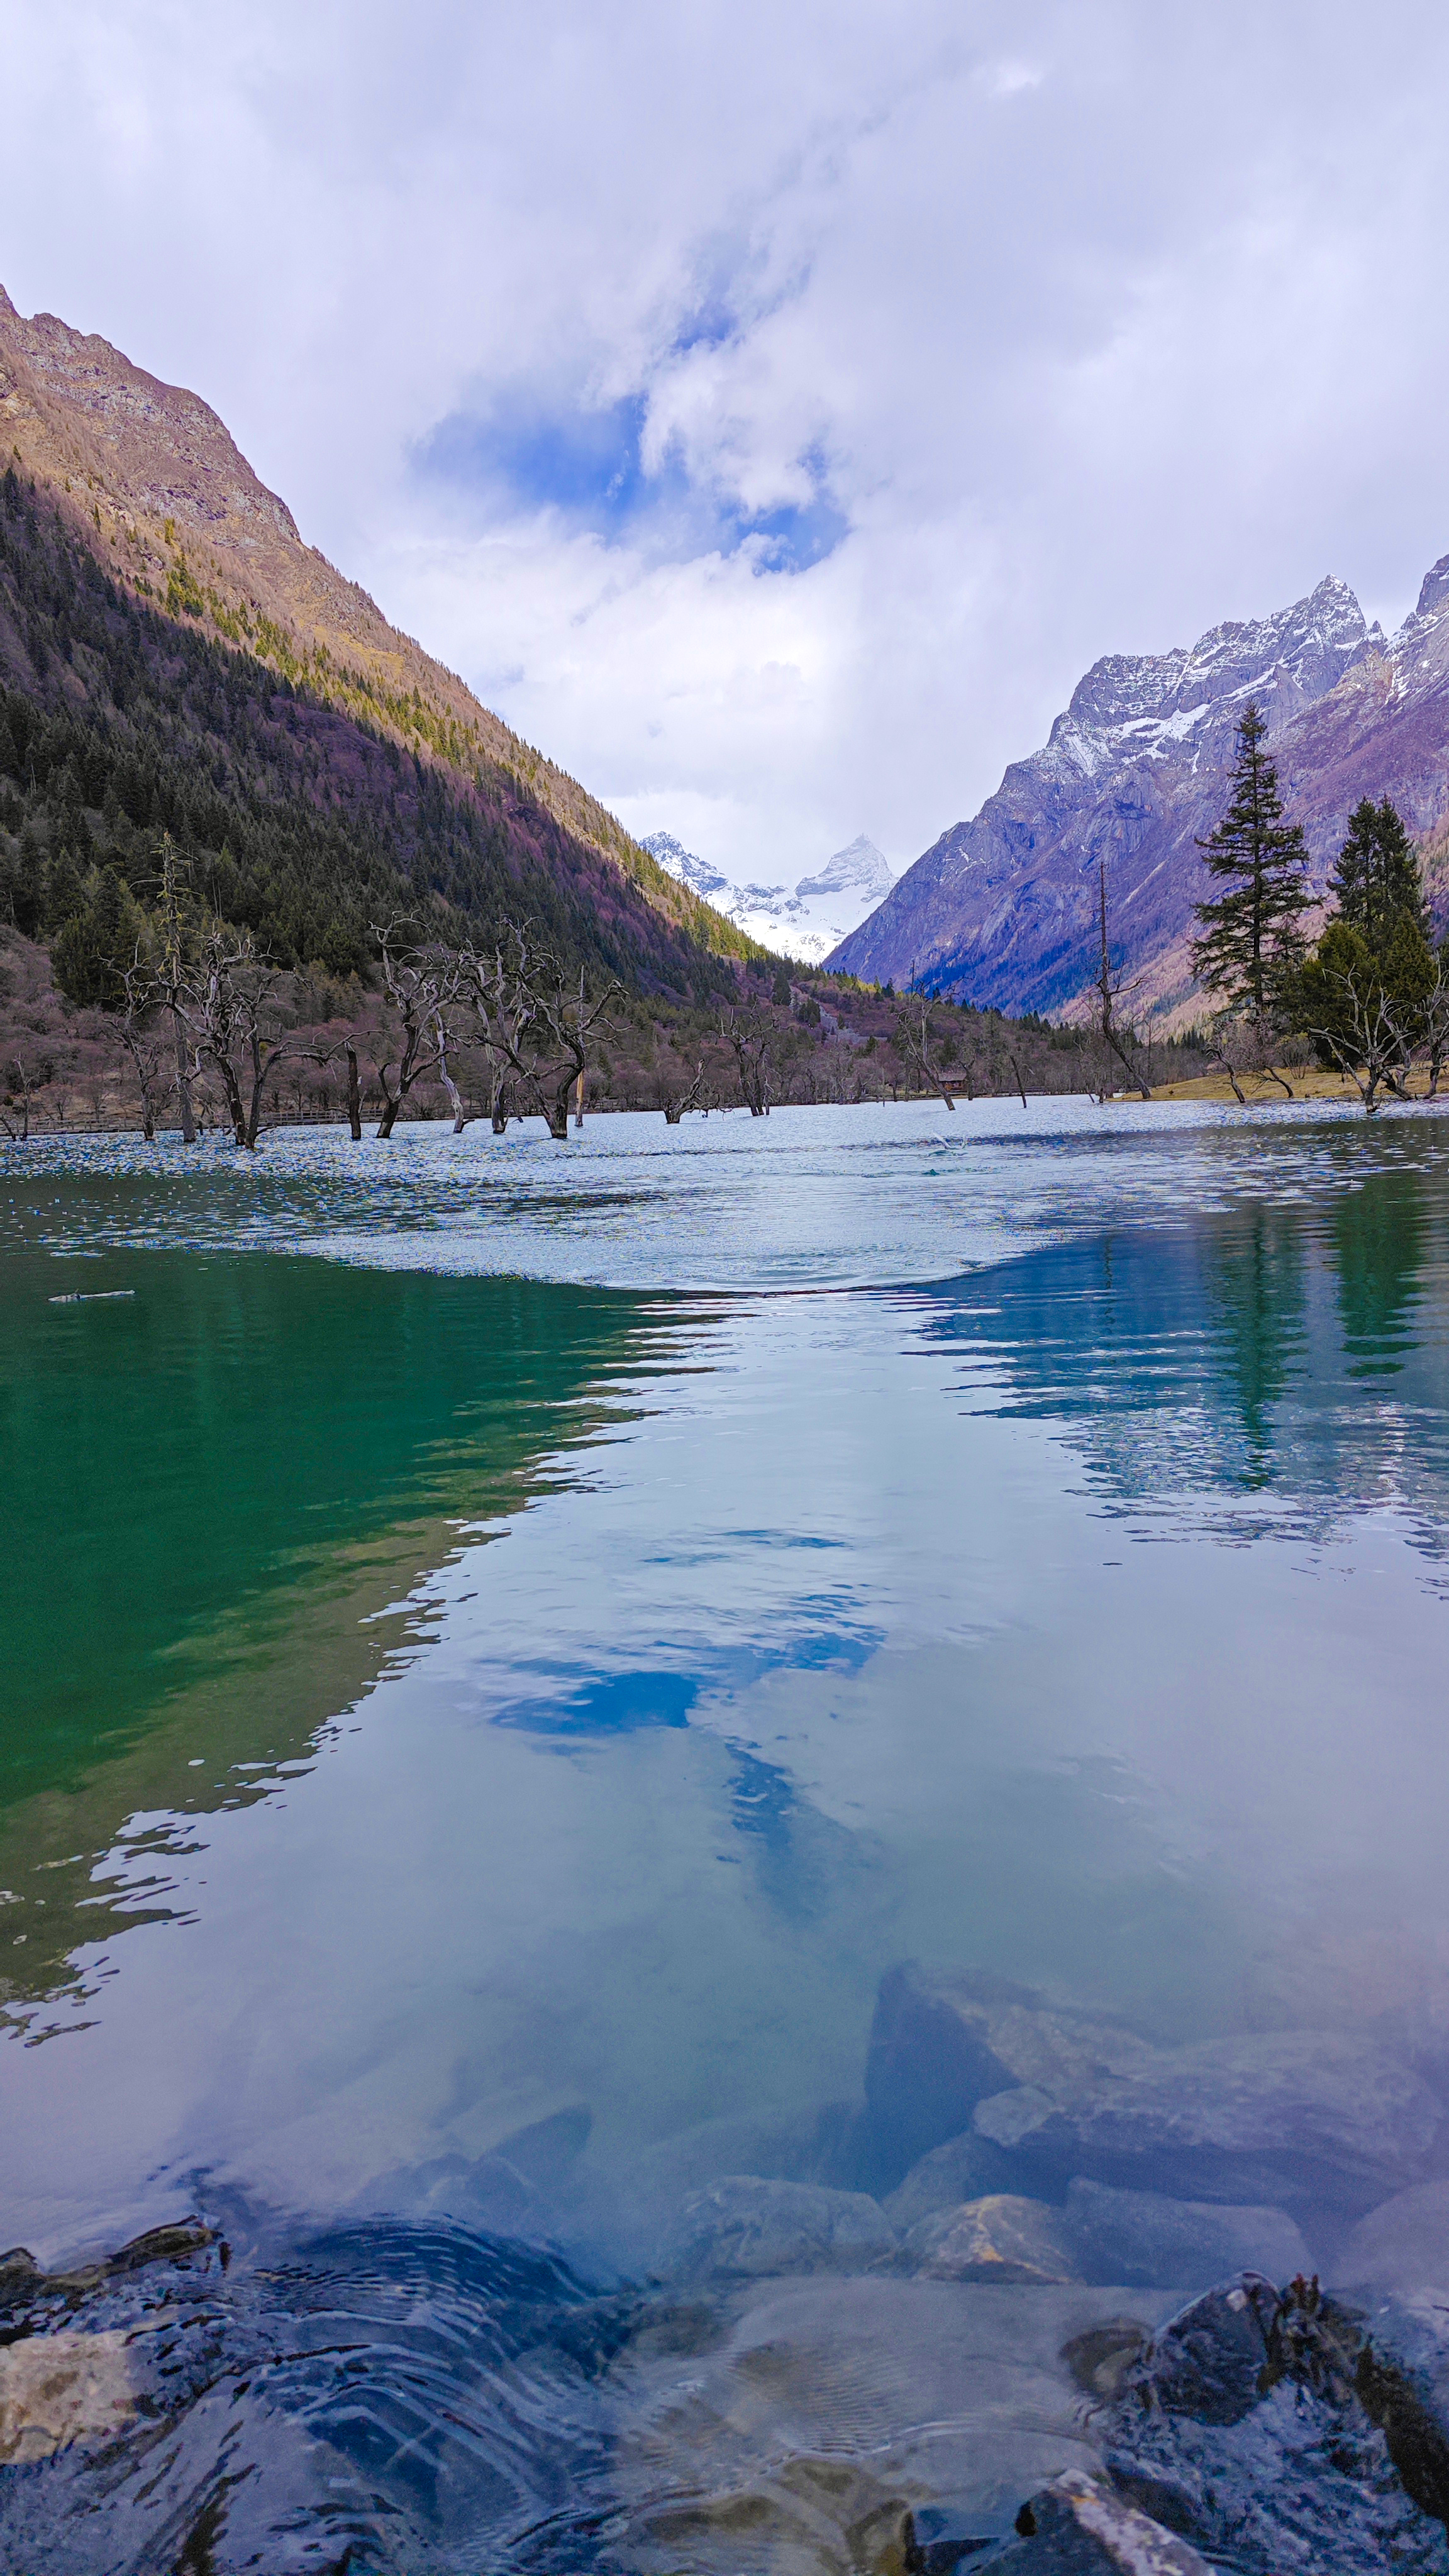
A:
[1150,1065,1445,1104]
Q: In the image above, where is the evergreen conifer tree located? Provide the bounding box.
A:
[1191,702,1312,1016]
[1329,796,1428,948]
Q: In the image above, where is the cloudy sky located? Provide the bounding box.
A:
[4,0,1449,883]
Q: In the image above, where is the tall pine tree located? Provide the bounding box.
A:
[1192,702,1311,1016]
[1329,796,1428,949]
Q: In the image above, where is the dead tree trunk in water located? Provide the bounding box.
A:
[436,1022,470,1133]
[156,836,196,1142]
[1094,863,1152,1101]
[8,1057,32,1141]
[462,932,617,1140]
[371,924,458,1138]
[119,958,165,1141]
[661,1060,706,1124]
[893,999,962,1108]
[721,1008,775,1114]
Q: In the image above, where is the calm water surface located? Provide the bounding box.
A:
[3,1097,1449,2570]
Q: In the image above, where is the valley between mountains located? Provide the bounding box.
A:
[4,275,1449,1052]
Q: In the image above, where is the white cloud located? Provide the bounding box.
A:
[3,0,1449,882]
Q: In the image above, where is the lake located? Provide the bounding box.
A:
[3,1097,1448,2571]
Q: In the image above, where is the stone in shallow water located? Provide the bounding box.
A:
[660,2175,896,2280]
[863,1965,1155,2185]
[971,2029,1445,2214]
[901,2197,1078,2285]
[0,2332,134,2463]
[974,2472,1212,2571]
[1097,2272,1449,2573]
[864,1963,1446,2216]
[611,2277,1181,2572]
[1338,2182,1449,2295]
[1063,2177,1311,2290]
[1124,2273,1285,2424]
[597,2106,864,2265]
[886,2131,1021,2230]
[903,2499,999,2571]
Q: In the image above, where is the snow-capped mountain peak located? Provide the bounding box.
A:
[796,835,894,903]
[640,831,730,901]
[639,831,895,964]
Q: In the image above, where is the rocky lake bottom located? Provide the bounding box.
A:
[4,1097,1449,2572]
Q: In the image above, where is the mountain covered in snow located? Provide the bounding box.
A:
[641,831,894,965]
[830,565,1449,1016]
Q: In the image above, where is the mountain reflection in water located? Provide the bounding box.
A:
[1,1104,1448,2573]
[925,1158,1449,1540]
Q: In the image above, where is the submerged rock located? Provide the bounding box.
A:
[901,2197,1078,2285]
[903,2498,1001,2571]
[1338,2182,1449,2296]
[1063,2178,1311,2292]
[864,1962,1446,2217]
[864,1965,1155,2185]
[972,2029,1445,2214]
[609,2276,1182,2568]
[348,2102,596,2240]
[974,2472,1212,2571]
[660,2175,896,2280]
[887,2131,1022,2230]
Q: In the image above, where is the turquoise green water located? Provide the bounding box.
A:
[2,1100,1448,2569]
[2,1251,662,1801]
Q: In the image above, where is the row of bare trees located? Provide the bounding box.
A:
[113,902,629,1150]
[110,880,815,1146]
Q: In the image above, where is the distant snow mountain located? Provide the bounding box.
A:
[641,830,894,965]
[639,831,731,903]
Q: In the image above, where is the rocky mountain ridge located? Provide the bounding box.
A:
[644,829,893,964]
[831,563,1449,1019]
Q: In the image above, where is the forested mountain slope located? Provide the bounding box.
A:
[0,285,761,992]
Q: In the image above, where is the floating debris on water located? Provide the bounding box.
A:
[47,1289,136,1305]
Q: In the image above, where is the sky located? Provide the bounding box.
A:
[4,0,1449,886]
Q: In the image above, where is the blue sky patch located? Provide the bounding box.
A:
[415,393,846,572]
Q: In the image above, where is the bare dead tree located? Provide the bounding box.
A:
[344,1040,363,1140]
[3,1055,34,1140]
[118,954,168,1141]
[458,931,617,1139]
[370,921,460,1139]
[893,997,966,1108]
[155,833,197,1143]
[525,953,619,1138]
[659,1060,706,1124]
[175,927,303,1148]
[1201,1002,1299,1104]
[313,1036,365,1138]
[1093,862,1153,1101]
[1419,953,1449,1098]
[434,1013,475,1135]
[1201,1009,1248,1106]
[454,933,542,1133]
[720,1006,775,1116]
[1299,968,1414,1113]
